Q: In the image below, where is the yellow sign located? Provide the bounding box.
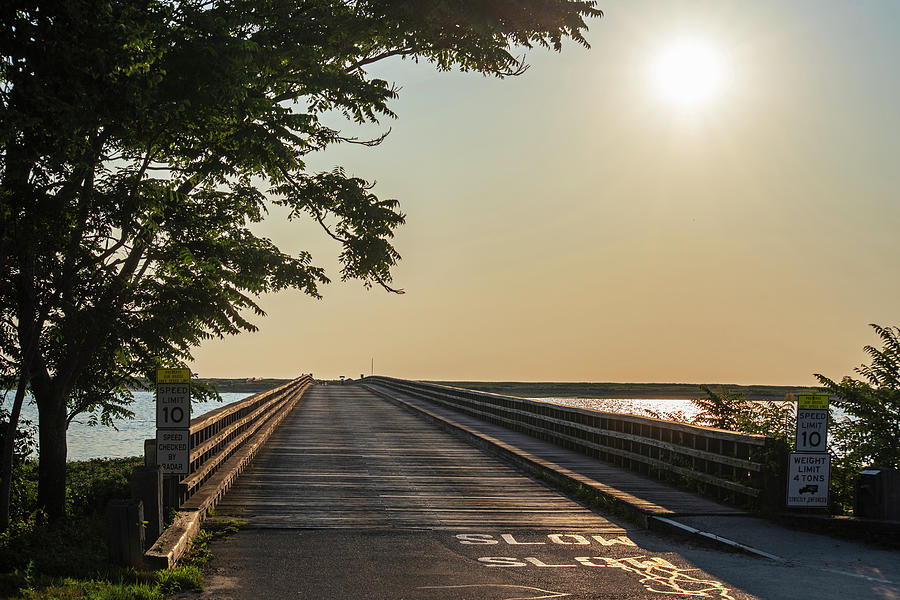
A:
[797,394,829,410]
[157,368,191,384]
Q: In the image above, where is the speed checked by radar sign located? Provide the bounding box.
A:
[156,368,191,475]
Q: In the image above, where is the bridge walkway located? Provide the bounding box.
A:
[364,382,742,518]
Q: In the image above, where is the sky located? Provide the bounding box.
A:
[192,0,900,385]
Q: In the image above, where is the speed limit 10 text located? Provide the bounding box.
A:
[157,383,190,428]
[796,409,827,451]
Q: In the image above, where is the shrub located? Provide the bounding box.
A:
[815,324,900,514]
[692,385,795,442]
[815,324,900,470]
[65,458,142,518]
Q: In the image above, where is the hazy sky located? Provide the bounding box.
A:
[192,0,900,385]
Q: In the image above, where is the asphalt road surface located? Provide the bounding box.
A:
[176,385,898,600]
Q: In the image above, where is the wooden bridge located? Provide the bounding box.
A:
[104,376,900,600]
[130,375,780,569]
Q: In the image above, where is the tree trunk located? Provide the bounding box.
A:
[36,388,68,521]
[0,375,27,532]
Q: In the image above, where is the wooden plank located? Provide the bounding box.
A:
[182,390,296,490]
[213,385,625,532]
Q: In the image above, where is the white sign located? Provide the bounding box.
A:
[156,383,190,428]
[157,429,190,474]
[795,408,828,451]
[787,452,830,507]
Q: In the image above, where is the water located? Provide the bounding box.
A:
[2,391,252,461]
[529,397,704,421]
[529,397,849,423]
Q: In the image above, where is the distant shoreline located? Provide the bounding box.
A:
[126,378,295,393]
[196,378,294,393]
[187,378,825,400]
[431,381,825,401]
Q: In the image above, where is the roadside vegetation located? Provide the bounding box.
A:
[0,454,240,599]
[451,324,899,516]
[656,324,900,515]
[815,324,900,513]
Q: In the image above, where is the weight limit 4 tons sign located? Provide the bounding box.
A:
[156,368,191,475]
[787,453,831,507]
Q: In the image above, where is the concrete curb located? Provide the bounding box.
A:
[144,509,203,570]
[364,383,783,561]
[647,516,785,561]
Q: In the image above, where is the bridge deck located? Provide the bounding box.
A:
[214,384,625,531]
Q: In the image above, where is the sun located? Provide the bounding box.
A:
[652,39,726,108]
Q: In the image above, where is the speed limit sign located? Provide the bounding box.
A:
[156,383,190,428]
[796,409,828,451]
[156,369,191,429]
[795,395,828,452]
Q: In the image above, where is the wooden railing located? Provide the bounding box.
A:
[143,374,314,568]
[175,374,314,507]
[365,376,785,510]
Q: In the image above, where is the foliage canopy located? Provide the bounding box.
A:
[816,324,900,469]
[0,0,602,518]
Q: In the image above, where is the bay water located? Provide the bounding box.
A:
[3,391,252,461]
[529,397,704,421]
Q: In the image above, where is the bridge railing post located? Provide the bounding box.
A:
[106,499,145,568]
[131,466,163,546]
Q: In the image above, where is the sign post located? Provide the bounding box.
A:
[787,394,831,508]
[156,368,191,476]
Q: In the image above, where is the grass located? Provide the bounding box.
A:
[2,518,243,600]
[0,455,245,600]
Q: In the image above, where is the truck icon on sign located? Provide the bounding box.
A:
[799,484,819,495]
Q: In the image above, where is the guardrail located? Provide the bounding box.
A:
[365,376,785,510]
[142,374,314,567]
[176,374,314,506]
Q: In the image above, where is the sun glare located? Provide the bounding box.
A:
[652,39,726,108]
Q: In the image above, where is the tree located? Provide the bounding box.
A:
[0,372,36,532]
[1,0,603,520]
[816,324,900,469]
